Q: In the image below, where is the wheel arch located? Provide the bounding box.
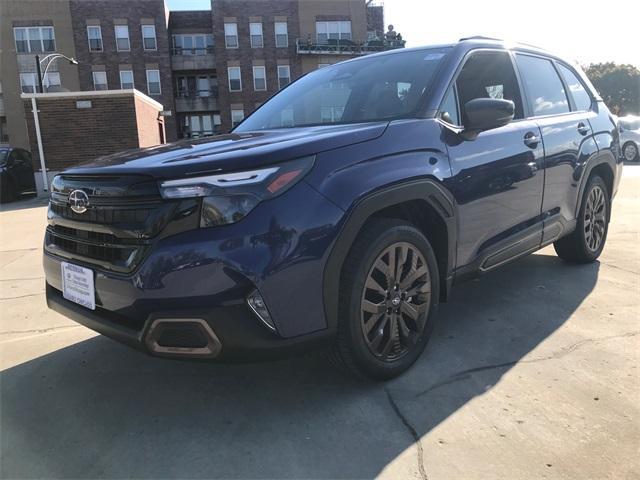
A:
[574,152,616,222]
[322,179,457,331]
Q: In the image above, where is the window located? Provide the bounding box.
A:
[236,47,451,131]
[557,64,592,112]
[92,71,108,90]
[142,24,157,51]
[183,114,221,138]
[115,25,130,52]
[146,69,161,95]
[176,75,217,97]
[87,26,103,52]
[228,66,242,92]
[120,70,134,89]
[453,51,524,123]
[224,23,238,48]
[277,65,291,89]
[14,26,56,53]
[515,54,570,117]
[231,109,244,128]
[440,87,459,126]
[253,66,266,91]
[19,72,60,93]
[275,22,288,47]
[173,34,213,55]
[316,21,351,43]
[249,22,263,48]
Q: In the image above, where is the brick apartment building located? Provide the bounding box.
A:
[0,0,399,152]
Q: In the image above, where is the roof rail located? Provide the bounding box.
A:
[458,35,503,42]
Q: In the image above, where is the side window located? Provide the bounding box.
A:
[7,150,20,166]
[440,87,459,126]
[557,64,592,112]
[454,51,524,124]
[515,54,570,116]
[19,150,33,166]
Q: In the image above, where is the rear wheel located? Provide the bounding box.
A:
[623,142,639,162]
[331,218,439,380]
[554,174,610,263]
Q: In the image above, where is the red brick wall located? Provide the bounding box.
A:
[134,96,163,147]
[23,93,161,171]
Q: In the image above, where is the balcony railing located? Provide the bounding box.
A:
[176,88,218,99]
[296,38,406,55]
[171,47,215,56]
[180,129,221,139]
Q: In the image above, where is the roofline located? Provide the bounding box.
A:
[20,89,164,110]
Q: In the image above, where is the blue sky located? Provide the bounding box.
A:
[166,0,637,65]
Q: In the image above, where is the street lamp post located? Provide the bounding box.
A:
[30,53,78,193]
[34,53,78,93]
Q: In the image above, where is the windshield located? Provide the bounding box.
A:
[236,47,451,131]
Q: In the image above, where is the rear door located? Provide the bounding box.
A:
[441,50,545,270]
[514,54,598,242]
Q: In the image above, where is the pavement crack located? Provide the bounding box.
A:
[601,262,640,275]
[416,331,640,398]
[0,292,44,300]
[385,387,428,480]
[0,276,45,282]
[0,325,80,336]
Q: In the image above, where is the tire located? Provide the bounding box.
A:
[330,218,440,380]
[554,174,610,263]
[622,142,639,162]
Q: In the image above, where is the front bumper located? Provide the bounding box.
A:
[44,181,345,360]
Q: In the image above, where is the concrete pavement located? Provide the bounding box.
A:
[1,168,638,479]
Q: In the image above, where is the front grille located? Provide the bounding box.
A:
[45,174,190,273]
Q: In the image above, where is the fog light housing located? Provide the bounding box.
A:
[246,289,277,333]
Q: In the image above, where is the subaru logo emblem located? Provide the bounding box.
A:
[68,189,89,214]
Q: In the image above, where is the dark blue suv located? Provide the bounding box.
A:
[44,38,622,379]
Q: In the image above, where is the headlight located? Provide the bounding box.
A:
[159,156,315,227]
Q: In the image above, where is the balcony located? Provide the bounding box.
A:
[174,89,218,113]
[171,47,216,71]
[296,38,406,56]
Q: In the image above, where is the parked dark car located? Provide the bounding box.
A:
[0,147,37,202]
[44,38,622,379]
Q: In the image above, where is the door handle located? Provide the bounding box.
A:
[523,131,539,148]
[577,122,590,136]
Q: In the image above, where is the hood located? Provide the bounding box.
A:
[64,123,388,179]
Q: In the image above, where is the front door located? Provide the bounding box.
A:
[440,50,545,269]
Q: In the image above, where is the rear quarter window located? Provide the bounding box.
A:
[515,54,570,117]
[557,64,593,112]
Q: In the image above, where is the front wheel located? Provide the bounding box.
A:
[554,174,610,263]
[331,218,440,380]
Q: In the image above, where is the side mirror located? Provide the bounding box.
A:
[461,98,515,140]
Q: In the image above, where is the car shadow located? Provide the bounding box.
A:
[0,251,599,479]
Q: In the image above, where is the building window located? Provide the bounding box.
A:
[253,66,266,91]
[182,114,221,138]
[87,26,103,52]
[146,69,161,95]
[120,70,134,89]
[250,23,263,48]
[176,75,217,97]
[275,21,288,47]
[228,66,242,92]
[224,23,238,48]
[142,24,157,51]
[277,65,291,89]
[115,25,130,51]
[316,21,352,43]
[14,26,56,53]
[172,34,213,55]
[92,71,108,90]
[231,109,244,128]
[19,72,60,93]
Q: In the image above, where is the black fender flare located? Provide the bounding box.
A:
[322,179,457,330]
[573,152,616,220]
